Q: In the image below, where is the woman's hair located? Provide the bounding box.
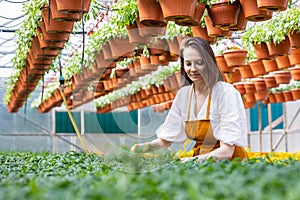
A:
[179,37,223,88]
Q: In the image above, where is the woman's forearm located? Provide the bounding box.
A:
[146,138,172,151]
[200,142,235,160]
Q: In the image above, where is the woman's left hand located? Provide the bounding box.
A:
[180,154,208,163]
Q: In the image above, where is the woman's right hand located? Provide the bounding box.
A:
[130,143,150,153]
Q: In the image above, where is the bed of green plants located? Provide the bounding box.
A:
[1,151,300,200]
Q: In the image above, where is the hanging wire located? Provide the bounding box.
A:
[81,0,85,69]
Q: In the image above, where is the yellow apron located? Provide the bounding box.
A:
[184,85,247,160]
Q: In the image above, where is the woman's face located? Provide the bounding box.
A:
[183,47,206,84]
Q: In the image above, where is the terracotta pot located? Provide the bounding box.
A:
[274,71,292,84]
[243,98,256,109]
[288,48,300,65]
[268,93,277,103]
[233,82,246,95]
[244,82,256,94]
[291,88,300,100]
[249,59,267,76]
[30,37,59,60]
[239,0,273,22]
[253,42,270,59]
[239,64,254,79]
[257,0,289,11]
[108,37,135,60]
[167,38,180,56]
[228,6,247,31]
[55,0,92,14]
[159,0,198,21]
[94,50,112,70]
[41,7,74,33]
[50,0,82,21]
[101,43,114,61]
[266,37,291,57]
[263,74,279,88]
[216,55,233,73]
[274,92,285,103]
[262,58,278,73]
[137,0,167,27]
[36,29,65,50]
[126,22,154,45]
[254,90,269,101]
[207,1,240,29]
[191,25,211,43]
[253,78,267,91]
[204,15,232,38]
[288,31,300,49]
[175,3,206,26]
[223,68,241,84]
[223,49,248,67]
[137,20,166,37]
[244,93,256,103]
[290,67,300,81]
[283,91,294,102]
[275,55,293,70]
[39,21,70,42]
[149,38,168,55]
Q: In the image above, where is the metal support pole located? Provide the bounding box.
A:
[258,102,262,152]
[268,104,273,152]
[81,110,85,135]
[283,103,288,152]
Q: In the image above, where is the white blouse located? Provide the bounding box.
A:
[156,81,248,147]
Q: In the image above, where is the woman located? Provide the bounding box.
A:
[131,37,248,161]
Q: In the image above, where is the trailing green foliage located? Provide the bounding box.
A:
[1,151,300,200]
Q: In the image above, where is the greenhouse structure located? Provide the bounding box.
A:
[1,0,300,199]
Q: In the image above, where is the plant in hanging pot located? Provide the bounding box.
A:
[290,81,300,100]
[223,45,248,67]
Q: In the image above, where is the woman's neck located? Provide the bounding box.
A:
[193,83,209,96]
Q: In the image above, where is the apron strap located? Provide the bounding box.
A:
[186,84,213,121]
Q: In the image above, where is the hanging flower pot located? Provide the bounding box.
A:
[50,0,82,21]
[266,37,291,57]
[274,70,292,84]
[39,21,70,42]
[158,0,198,21]
[126,22,154,45]
[228,6,248,31]
[288,31,300,49]
[243,98,256,109]
[136,18,166,37]
[253,42,270,59]
[253,78,267,91]
[149,38,168,56]
[55,0,92,14]
[215,55,233,73]
[239,0,273,22]
[108,37,135,61]
[290,67,300,81]
[233,82,246,95]
[207,1,240,29]
[204,15,232,38]
[249,59,267,76]
[263,74,278,88]
[167,38,180,56]
[41,7,74,33]
[137,0,167,27]
[254,90,269,101]
[262,58,278,73]
[275,55,293,70]
[223,68,241,84]
[274,92,285,103]
[191,25,215,44]
[268,93,277,103]
[257,0,289,11]
[175,2,206,26]
[94,50,112,70]
[288,48,300,65]
[239,64,254,79]
[291,88,300,100]
[101,43,114,61]
[283,91,294,102]
[36,28,65,50]
[243,82,256,94]
[223,49,248,67]
[31,37,59,60]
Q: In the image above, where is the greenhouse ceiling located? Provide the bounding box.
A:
[0,0,114,77]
